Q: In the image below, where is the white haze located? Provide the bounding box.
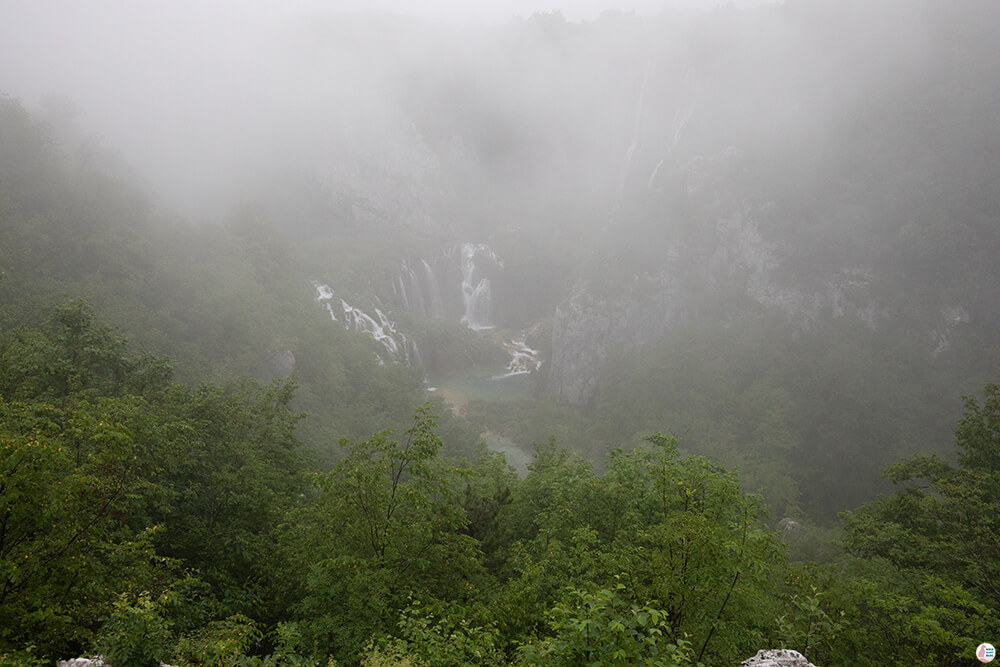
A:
[0,0,781,219]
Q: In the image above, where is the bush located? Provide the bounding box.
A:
[98,592,171,667]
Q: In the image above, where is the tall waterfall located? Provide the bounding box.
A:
[622,58,656,195]
[391,243,503,329]
[459,243,501,330]
[393,258,447,320]
[421,259,446,320]
[393,261,420,315]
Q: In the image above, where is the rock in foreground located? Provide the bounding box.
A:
[741,649,817,667]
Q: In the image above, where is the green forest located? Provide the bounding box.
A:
[3,299,999,666]
[1,90,999,665]
[4,0,1000,664]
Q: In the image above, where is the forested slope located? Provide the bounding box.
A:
[3,1,1000,663]
[1,299,997,666]
[0,95,473,460]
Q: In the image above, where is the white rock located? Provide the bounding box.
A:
[740,648,817,667]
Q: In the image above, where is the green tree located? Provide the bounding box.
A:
[835,384,1000,665]
[288,407,487,663]
[147,379,304,620]
[0,303,305,660]
[0,394,165,658]
[98,592,173,667]
[497,435,783,664]
[0,300,172,402]
[0,305,175,658]
[518,581,694,667]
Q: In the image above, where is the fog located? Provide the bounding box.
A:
[3,0,1000,525]
[2,0,785,219]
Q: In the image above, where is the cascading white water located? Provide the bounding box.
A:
[314,239,528,374]
[392,243,502,328]
[393,265,411,311]
[460,242,500,330]
[315,283,338,321]
[648,63,696,192]
[622,58,656,195]
[406,335,423,367]
[421,259,446,319]
[498,334,543,377]
[401,260,426,316]
[394,258,446,320]
[314,282,415,365]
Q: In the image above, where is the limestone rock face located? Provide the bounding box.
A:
[740,648,817,667]
[549,288,613,405]
[268,348,296,378]
[550,278,684,404]
[548,146,894,406]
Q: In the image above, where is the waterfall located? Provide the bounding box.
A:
[649,63,696,192]
[665,64,696,156]
[393,258,446,319]
[396,260,425,316]
[314,282,412,364]
[622,58,656,195]
[392,243,502,328]
[407,336,424,367]
[421,259,445,319]
[394,271,409,311]
[460,243,500,330]
[498,333,543,377]
[314,282,338,321]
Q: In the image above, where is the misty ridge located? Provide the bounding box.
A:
[2,1,1000,665]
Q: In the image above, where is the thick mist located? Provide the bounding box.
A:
[4,3,1000,662]
[3,0,1000,519]
[2,0,782,220]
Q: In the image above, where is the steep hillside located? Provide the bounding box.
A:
[4,0,998,520]
[241,1,1000,518]
[0,96,475,458]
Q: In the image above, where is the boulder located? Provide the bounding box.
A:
[268,348,296,377]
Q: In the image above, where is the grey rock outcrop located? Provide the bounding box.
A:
[549,288,614,405]
[740,648,817,667]
[550,277,684,405]
[268,348,296,378]
[548,147,889,405]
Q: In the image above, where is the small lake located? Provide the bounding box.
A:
[427,362,536,475]
[427,362,536,408]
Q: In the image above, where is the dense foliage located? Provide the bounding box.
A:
[3,2,1000,662]
[1,300,781,664]
[1,304,998,665]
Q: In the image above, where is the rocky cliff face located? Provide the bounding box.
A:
[548,128,981,404]
[550,146,886,405]
[550,277,685,405]
[285,6,993,409]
